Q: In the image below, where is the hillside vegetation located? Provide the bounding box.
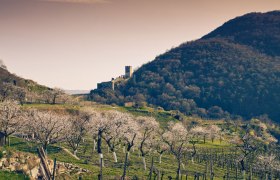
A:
[89,11,280,123]
[0,66,49,93]
[0,64,78,105]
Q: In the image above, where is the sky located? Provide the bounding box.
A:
[0,0,279,90]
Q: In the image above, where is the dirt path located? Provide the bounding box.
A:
[62,147,80,160]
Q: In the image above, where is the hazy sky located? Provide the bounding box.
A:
[0,0,279,90]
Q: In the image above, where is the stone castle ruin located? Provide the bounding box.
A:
[125,66,133,78]
[97,66,133,91]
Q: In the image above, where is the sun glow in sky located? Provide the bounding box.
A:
[0,0,279,90]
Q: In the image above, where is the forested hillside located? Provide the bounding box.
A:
[90,11,280,122]
[203,11,280,56]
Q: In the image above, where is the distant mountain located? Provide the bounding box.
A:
[89,11,280,122]
[65,90,89,95]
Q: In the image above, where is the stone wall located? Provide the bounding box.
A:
[0,150,90,179]
[0,151,40,179]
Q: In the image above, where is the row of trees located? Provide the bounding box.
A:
[0,100,279,179]
[0,82,26,104]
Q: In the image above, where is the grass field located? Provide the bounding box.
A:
[0,171,29,180]
[7,135,252,180]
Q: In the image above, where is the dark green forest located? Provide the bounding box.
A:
[90,11,280,122]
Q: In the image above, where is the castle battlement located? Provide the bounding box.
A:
[96,66,133,90]
[125,66,133,78]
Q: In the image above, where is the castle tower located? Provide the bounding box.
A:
[125,66,133,78]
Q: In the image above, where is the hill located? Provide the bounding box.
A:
[0,63,53,103]
[0,66,49,92]
[89,11,280,122]
[202,11,280,57]
[0,67,49,91]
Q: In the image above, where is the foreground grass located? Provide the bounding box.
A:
[0,171,29,180]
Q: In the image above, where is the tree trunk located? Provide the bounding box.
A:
[122,152,129,180]
[43,141,48,151]
[242,170,245,180]
[97,132,102,155]
[148,157,154,180]
[142,156,147,170]
[97,130,104,177]
[235,162,238,180]
[159,154,163,164]
[249,166,252,180]
[176,158,181,180]
[205,161,208,179]
[52,96,56,104]
[113,151,118,163]
[210,159,214,180]
[240,160,246,180]
[93,139,96,151]
[4,135,10,146]
[98,153,103,180]
[4,135,7,145]
[191,143,196,164]
[74,150,77,156]
[181,163,185,169]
